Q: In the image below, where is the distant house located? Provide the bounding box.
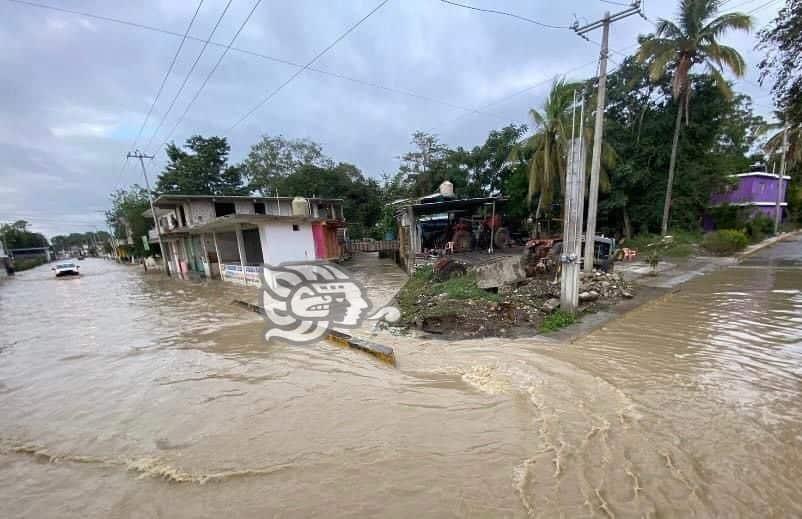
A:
[706,166,790,229]
[144,194,347,285]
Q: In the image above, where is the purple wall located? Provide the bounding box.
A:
[705,173,789,230]
[710,174,788,206]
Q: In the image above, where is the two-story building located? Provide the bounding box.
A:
[706,165,790,229]
[145,194,346,285]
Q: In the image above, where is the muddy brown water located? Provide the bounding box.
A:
[1,240,801,518]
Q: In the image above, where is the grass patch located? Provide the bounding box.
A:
[701,229,748,255]
[433,274,499,302]
[623,230,701,258]
[13,257,47,271]
[539,310,576,332]
[396,267,498,324]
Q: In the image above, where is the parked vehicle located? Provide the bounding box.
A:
[52,261,80,277]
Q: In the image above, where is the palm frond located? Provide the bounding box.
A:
[702,12,753,39]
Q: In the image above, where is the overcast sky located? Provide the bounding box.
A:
[0,0,784,238]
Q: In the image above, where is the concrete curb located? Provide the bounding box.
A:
[736,230,801,260]
[232,300,396,366]
[325,329,397,366]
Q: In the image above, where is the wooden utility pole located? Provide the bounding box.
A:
[774,124,788,234]
[573,1,643,272]
[127,150,170,276]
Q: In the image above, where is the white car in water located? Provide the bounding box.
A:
[52,261,80,277]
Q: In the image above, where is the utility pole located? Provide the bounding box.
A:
[573,1,643,272]
[561,91,586,314]
[127,150,170,276]
[774,124,788,234]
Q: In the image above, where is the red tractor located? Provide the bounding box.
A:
[450,215,512,252]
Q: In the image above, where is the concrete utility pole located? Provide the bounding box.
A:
[774,124,788,234]
[127,150,170,276]
[573,1,643,272]
[561,92,586,314]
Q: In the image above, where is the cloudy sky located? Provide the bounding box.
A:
[0,0,783,238]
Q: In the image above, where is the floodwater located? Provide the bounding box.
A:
[1,239,801,518]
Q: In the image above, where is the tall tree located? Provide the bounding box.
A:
[0,220,48,249]
[599,57,764,237]
[277,162,383,239]
[243,135,333,195]
[398,131,448,196]
[156,135,247,195]
[106,186,151,257]
[637,0,752,234]
[508,79,580,220]
[758,0,802,126]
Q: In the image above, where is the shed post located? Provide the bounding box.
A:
[212,232,223,280]
[406,206,416,274]
[235,226,247,284]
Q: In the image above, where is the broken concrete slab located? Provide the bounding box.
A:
[472,255,527,289]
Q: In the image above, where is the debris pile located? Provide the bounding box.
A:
[396,264,635,338]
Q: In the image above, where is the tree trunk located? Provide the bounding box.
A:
[623,206,632,240]
[662,102,683,236]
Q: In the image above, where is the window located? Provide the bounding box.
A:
[254,202,265,214]
[214,202,236,217]
[292,224,300,231]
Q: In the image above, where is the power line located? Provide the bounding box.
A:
[142,0,234,153]
[228,0,391,132]
[8,0,504,120]
[599,0,633,6]
[131,0,204,149]
[437,0,570,29]
[153,0,263,154]
[746,0,782,14]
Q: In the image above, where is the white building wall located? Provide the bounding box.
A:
[235,200,255,215]
[188,201,215,226]
[259,221,315,265]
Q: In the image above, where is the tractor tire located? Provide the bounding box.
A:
[452,230,472,252]
[493,227,511,249]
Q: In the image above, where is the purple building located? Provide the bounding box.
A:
[706,168,790,229]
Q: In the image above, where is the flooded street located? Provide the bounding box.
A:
[1,238,802,517]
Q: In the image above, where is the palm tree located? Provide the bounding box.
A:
[765,120,801,171]
[637,0,752,235]
[509,79,581,220]
[509,78,614,224]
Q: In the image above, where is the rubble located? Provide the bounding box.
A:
[396,267,636,339]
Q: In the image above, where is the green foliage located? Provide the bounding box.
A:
[14,257,46,271]
[539,311,576,333]
[624,230,701,258]
[636,0,753,233]
[0,220,48,250]
[51,231,111,254]
[432,274,499,302]
[243,135,333,194]
[702,229,749,255]
[745,214,775,243]
[156,135,247,195]
[276,162,382,240]
[396,266,498,324]
[598,56,764,237]
[758,0,802,126]
[106,186,151,258]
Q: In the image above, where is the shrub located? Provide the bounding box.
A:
[744,214,775,243]
[540,310,576,332]
[702,229,749,255]
[14,257,46,271]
